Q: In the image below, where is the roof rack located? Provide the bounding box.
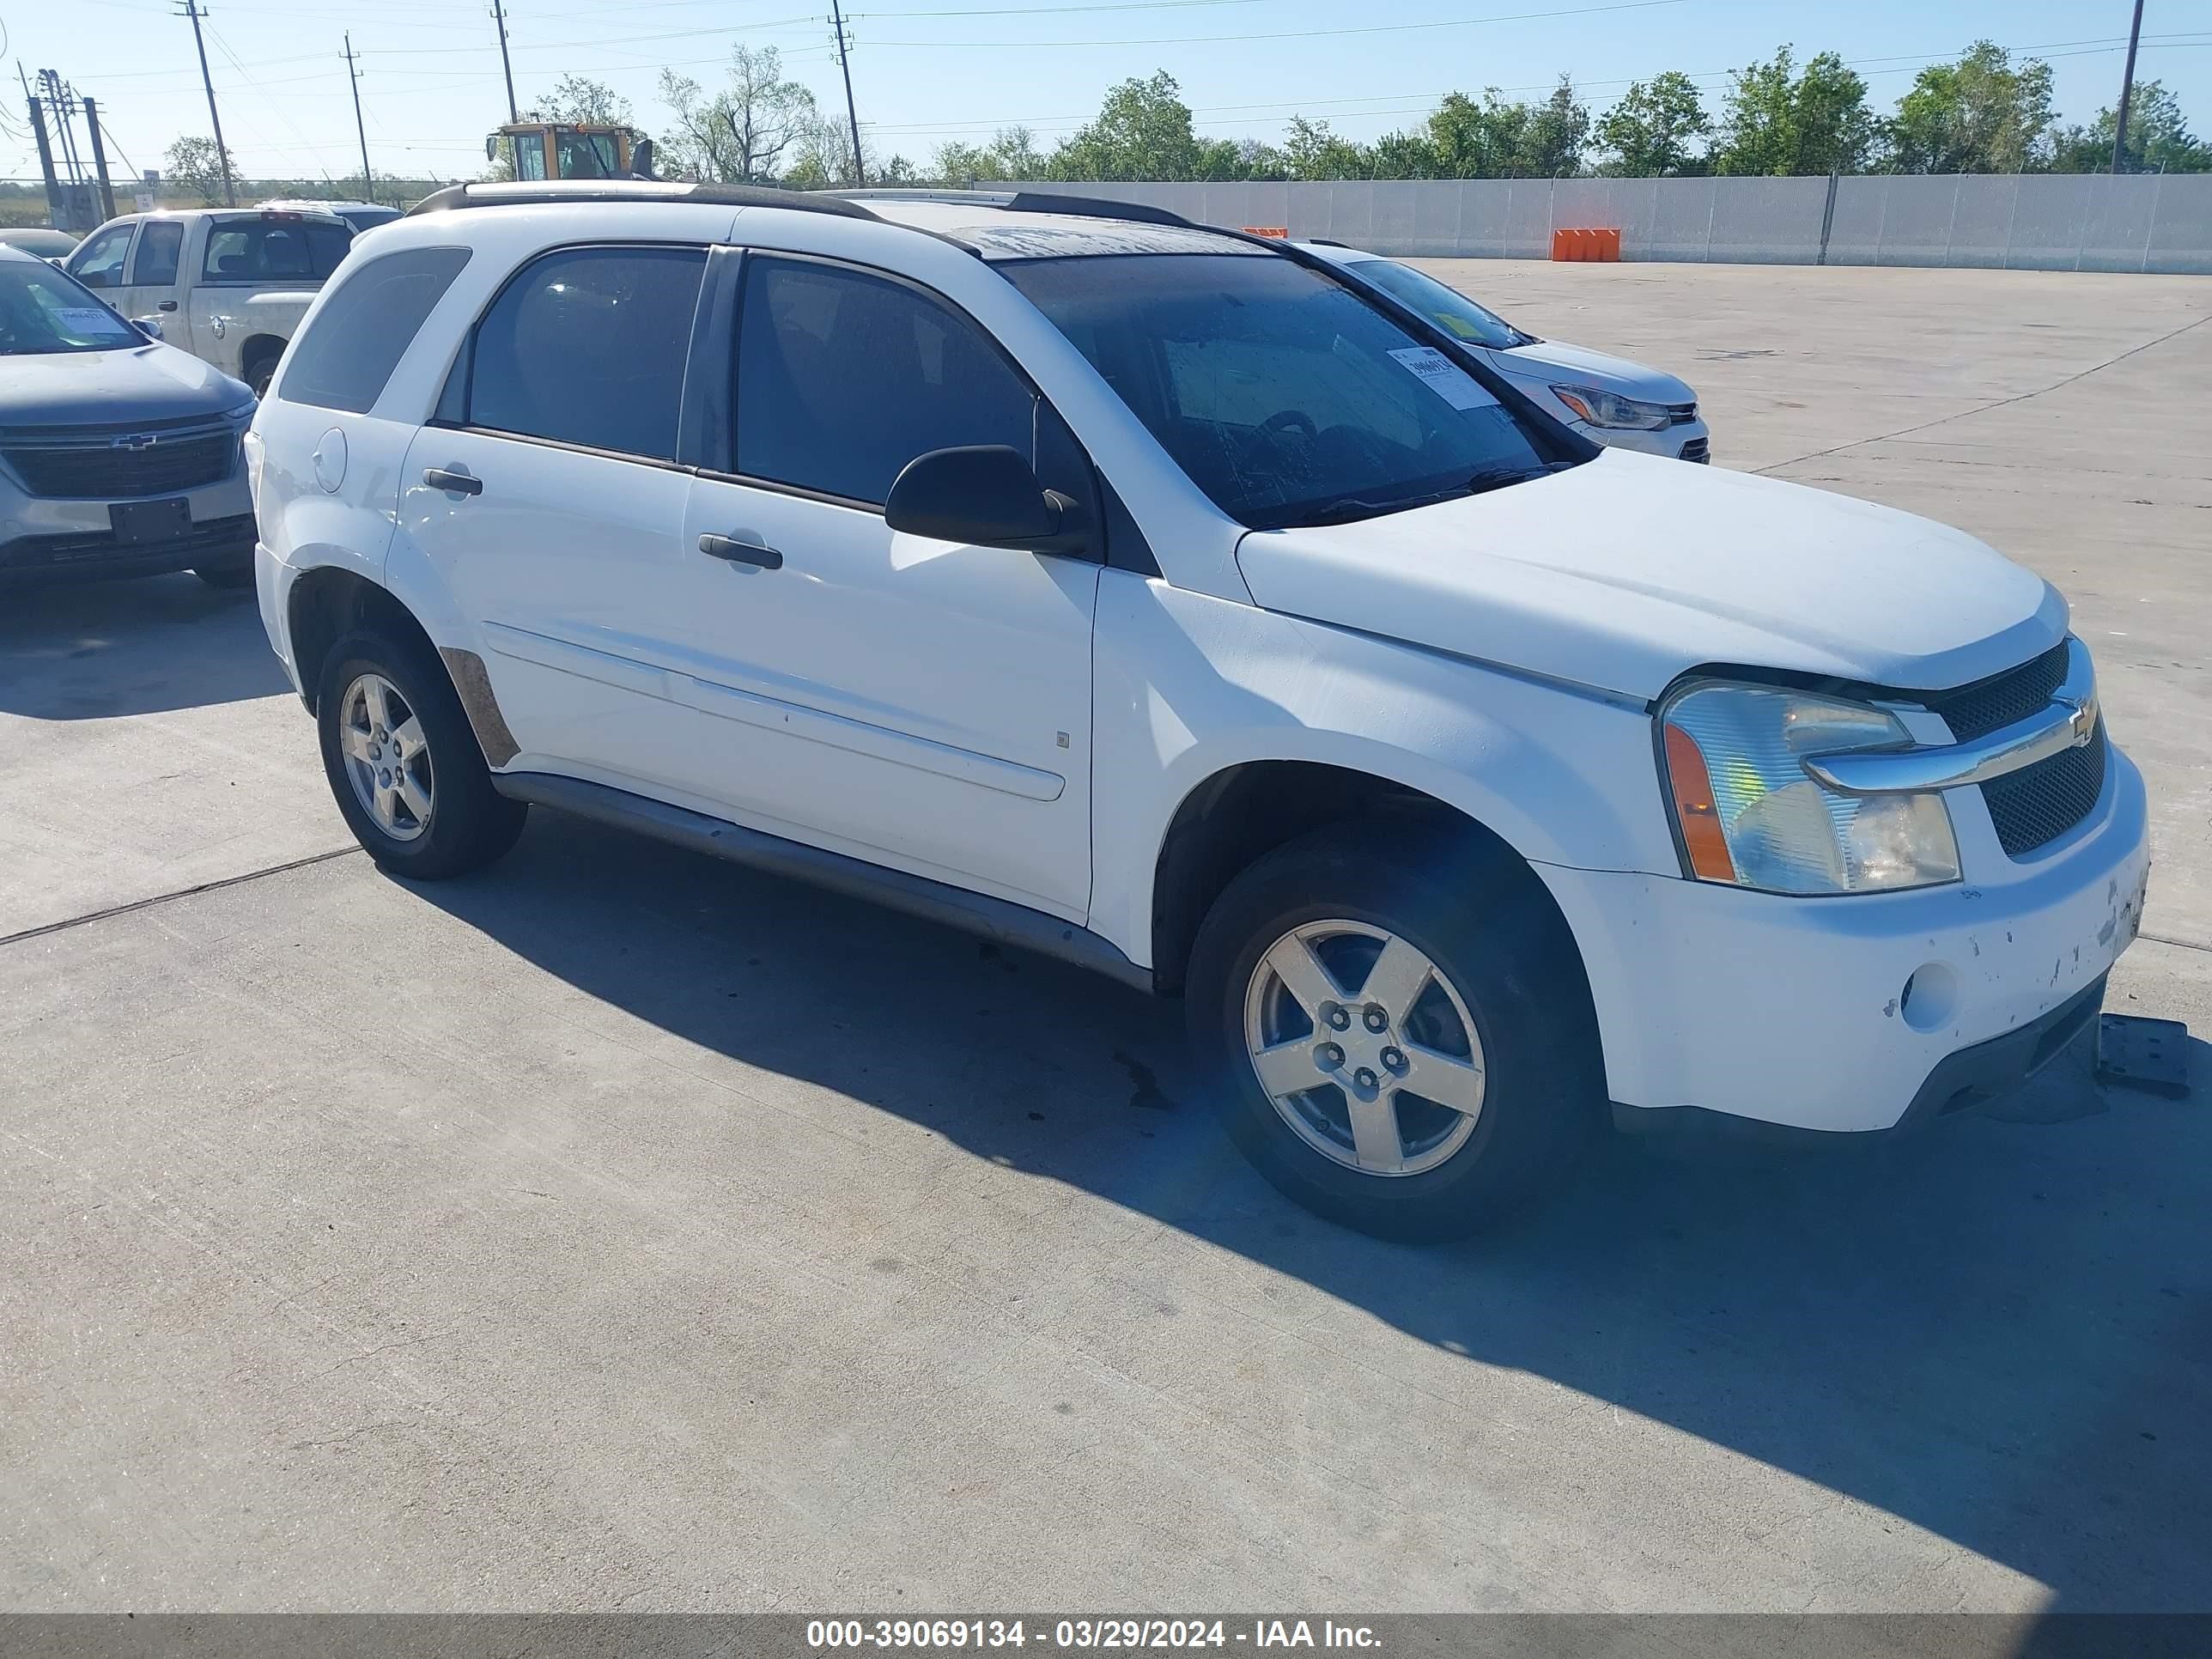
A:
[407,181,881,220]
[830,186,1198,231]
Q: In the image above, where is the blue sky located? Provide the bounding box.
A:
[8,0,2209,185]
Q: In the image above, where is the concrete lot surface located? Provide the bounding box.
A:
[3,263,2209,1615]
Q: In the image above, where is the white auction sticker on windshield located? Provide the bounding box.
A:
[1388,346,1493,410]
[56,307,128,337]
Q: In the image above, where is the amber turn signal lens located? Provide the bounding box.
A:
[1663,722,1738,884]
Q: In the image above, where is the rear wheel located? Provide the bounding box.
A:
[316,626,526,879]
[244,356,279,399]
[1186,818,1601,1241]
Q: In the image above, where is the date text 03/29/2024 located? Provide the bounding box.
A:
[805,1620,1381,1650]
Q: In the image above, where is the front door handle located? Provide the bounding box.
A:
[698,532,782,569]
[423,467,483,496]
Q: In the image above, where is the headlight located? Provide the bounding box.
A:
[1553,384,1671,431]
[223,395,258,422]
[1658,683,1960,895]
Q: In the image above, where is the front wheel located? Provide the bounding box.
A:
[1185,819,1602,1241]
[316,627,527,879]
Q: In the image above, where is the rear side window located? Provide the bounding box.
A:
[278,246,471,414]
[464,244,706,462]
[201,218,352,285]
[131,222,184,287]
[735,258,1035,506]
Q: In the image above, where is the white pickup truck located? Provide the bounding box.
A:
[63,206,353,397]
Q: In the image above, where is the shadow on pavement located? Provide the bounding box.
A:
[412,810,2210,1614]
[0,574,289,719]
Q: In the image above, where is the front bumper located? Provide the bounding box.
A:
[0,473,256,586]
[1575,416,1711,462]
[1540,744,2150,1133]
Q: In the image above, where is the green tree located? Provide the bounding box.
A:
[1887,42,2055,173]
[658,47,817,183]
[1047,71,1206,180]
[932,125,1046,185]
[1594,70,1709,175]
[1422,79,1589,178]
[1713,46,1876,175]
[163,135,238,204]
[530,74,632,127]
[2050,81,2211,173]
[1284,116,1370,180]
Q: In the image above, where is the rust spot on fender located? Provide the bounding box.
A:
[440,647,520,768]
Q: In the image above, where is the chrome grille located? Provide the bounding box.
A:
[1914,641,2103,859]
[2,422,238,500]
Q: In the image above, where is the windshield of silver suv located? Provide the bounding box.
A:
[1341,256,1534,350]
[0,259,142,355]
[1000,252,1553,530]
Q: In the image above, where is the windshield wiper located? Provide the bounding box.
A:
[1290,465,1559,528]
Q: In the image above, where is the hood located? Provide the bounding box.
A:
[0,343,252,429]
[1497,339,1697,407]
[1234,448,2066,702]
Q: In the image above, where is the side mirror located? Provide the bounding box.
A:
[132,316,164,341]
[884,445,1084,554]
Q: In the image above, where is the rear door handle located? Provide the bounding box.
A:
[157,300,179,313]
[423,467,483,496]
[698,532,782,569]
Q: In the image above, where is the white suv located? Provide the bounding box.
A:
[246,183,2149,1239]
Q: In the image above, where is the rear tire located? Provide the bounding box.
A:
[316,625,527,880]
[245,356,278,399]
[1185,817,1601,1241]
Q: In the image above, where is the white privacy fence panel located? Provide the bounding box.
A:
[1009,175,2212,272]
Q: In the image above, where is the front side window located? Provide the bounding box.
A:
[465,244,705,461]
[280,246,471,414]
[735,258,1036,507]
[66,223,136,289]
[201,218,352,285]
[132,221,185,287]
[1346,258,1527,350]
[0,261,143,356]
[1002,252,1550,530]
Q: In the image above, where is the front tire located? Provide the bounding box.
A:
[1185,818,1601,1241]
[316,626,526,879]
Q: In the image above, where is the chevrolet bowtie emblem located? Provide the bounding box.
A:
[2058,692,2098,747]
[112,433,160,452]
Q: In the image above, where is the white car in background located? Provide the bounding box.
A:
[1304,240,1711,464]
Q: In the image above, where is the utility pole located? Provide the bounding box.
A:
[82,94,118,221]
[2112,0,2145,174]
[343,33,374,203]
[490,0,518,122]
[25,88,65,229]
[829,0,864,186]
[177,0,236,205]
[39,71,83,189]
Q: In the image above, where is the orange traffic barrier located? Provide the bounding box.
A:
[1551,227,1621,262]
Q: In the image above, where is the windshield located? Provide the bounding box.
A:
[0,261,143,356]
[1346,257,1529,350]
[1001,252,1551,531]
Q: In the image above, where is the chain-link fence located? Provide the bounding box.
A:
[1009,175,2212,272]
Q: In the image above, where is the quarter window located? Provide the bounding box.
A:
[734,258,1036,507]
[131,222,185,287]
[278,246,471,414]
[464,244,706,462]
